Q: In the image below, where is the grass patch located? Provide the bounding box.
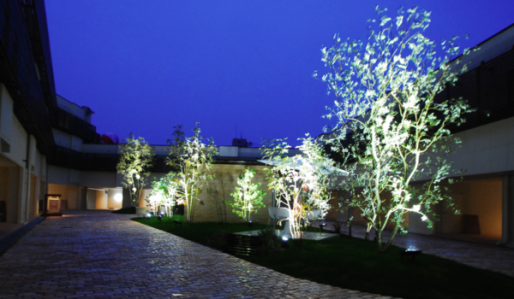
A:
[134,217,514,299]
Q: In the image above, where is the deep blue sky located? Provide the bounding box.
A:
[45,0,514,146]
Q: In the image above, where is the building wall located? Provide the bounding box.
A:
[48,165,81,186]
[446,179,503,238]
[192,164,272,223]
[95,190,107,209]
[106,188,123,210]
[56,95,87,121]
[408,116,514,236]
[47,184,81,210]
[445,117,514,176]
[81,171,118,188]
[0,84,14,148]
[0,85,46,224]
[86,189,96,209]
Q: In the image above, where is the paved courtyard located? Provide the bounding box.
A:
[0,211,389,299]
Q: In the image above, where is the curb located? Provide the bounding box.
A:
[0,217,45,256]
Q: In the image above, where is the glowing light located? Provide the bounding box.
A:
[114,193,122,203]
[282,236,289,241]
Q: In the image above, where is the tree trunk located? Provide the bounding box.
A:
[376,224,400,253]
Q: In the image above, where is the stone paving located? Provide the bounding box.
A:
[0,211,390,299]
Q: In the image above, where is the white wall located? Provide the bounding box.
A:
[0,85,45,223]
[448,117,514,176]
[417,117,514,182]
[1,112,28,169]
[56,95,87,120]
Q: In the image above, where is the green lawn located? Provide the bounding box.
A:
[134,217,514,299]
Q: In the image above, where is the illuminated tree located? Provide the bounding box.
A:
[226,168,267,222]
[166,123,217,222]
[262,136,342,238]
[149,173,182,216]
[117,135,155,207]
[316,6,474,252]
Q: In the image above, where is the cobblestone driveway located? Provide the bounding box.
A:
[0,211,388,299]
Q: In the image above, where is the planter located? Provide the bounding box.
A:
[135,207,146,218]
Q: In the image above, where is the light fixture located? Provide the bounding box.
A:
[114,193,122,203]
[281,236,289,248]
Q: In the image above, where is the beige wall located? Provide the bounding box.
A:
[86,189,96,209]
[84,188,123,210]
[95,190,107,209]
[48,184,82,210]
[409,178,503,237]
[106,188,123,210]
[446,178,503,238]
[192,164,272,223]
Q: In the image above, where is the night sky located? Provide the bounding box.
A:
[45,0,514,147]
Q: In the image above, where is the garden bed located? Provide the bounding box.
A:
[134,217,514,299]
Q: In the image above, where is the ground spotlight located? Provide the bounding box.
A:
[281,236,289,248]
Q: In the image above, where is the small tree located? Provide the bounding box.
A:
[262,136,341,238]
[149,173,182,216]
[166,123,217,222]
[117,135,155,207]
[317,6,474,252]
[226,168,267,222]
